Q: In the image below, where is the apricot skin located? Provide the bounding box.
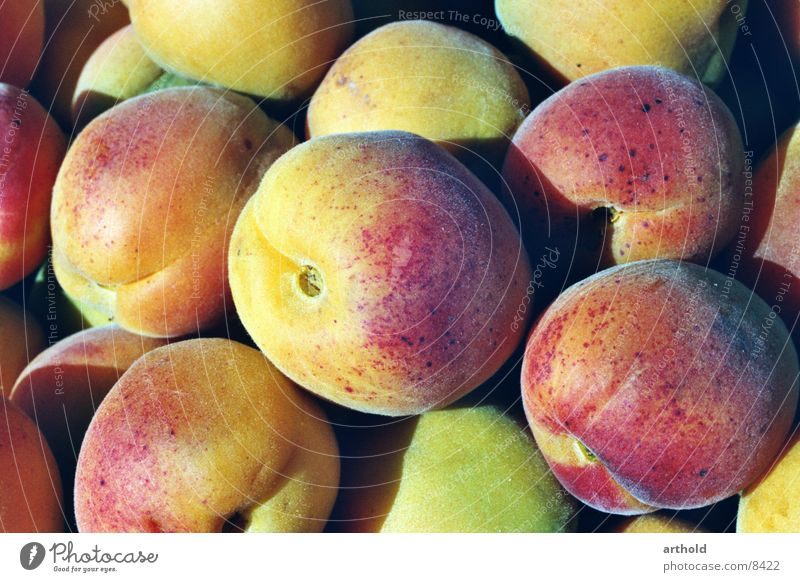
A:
[229,131,532,416]
[616,514,708,533]
[51,87,296,338]
[331,405,577,532]
[496,0,741,86]
[728,124,800,341]
[75,339,339,532]
[522,260,799,514]
[72,25,163,129]
[738,430,800,532]
[32,0,130,127]
[0,296,45,398]
[0,399,63,532]
[0,0,44,88]
[502,66,744,297]
[129,0,354,102]
[0,84,67,291]
[74,339,340,533]
[9,325,168,480]
[308,21,530,169]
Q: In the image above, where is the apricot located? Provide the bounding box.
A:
[128,0,354,103]
[503,66,744,299]
[727,124,800,340]
[32,0,130,127]
[0,84,67,290]
[738,429,800,532]
[9,326,167,480]
[522,260,799,514]
[0,296,45,398]
[72,25,163,129]
[331,405,576,532]
[617,514,708,533]
[0,0,44,88]
[0,398,63,532]
[496,0,742,86]
[308,21,529,170]
[74,338,340,532]
[229,131,532,416]
[51,87,296,338]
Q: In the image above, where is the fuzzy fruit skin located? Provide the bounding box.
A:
[774,0,800,63]
[72,25,163,129]
[229,131,532,416]
[9,325,168,482]
[0,296,45,398]
[738,429,800,532]
[502,66,744,299]
[0,398,63,532]
[51,87,295,338]
[330,405,577,532]
[522,260,799,514]
[74,338,340,533]
[496,0,742,86]
[307,20,530,169]
[32,0,130,127]
[0,0,44,88]
[129,0,354,102]
[0,84,67,290]
[616,513,708,533]
[728,124,800,341]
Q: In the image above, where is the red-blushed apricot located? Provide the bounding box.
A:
[502,66,744,299]
[0,296,45,398]
[738,428,800,532]
[72,25,163,129]
[0,84,67,290]
[9,325,168,480]
[0,398,63,532]
[129,0,354,103]
[726,124,800,340]
[51,87,296,338]
[307,21,530,170]
[774,0,800,62]
[0,0,44,88]
[496,0,741,86]
[229,131,532,416]
[74,338,340,532]
[522,260,799,514]
[32,0,130,127]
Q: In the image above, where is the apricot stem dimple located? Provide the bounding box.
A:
[575,440,598,463]
[591,205,622,224]
[298,264,323,298]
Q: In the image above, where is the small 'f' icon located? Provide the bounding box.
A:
[20,542,45,570]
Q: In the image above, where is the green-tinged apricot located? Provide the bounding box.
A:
[32,0,130,127]
[331,405,577,532]
[72,25,163,128]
